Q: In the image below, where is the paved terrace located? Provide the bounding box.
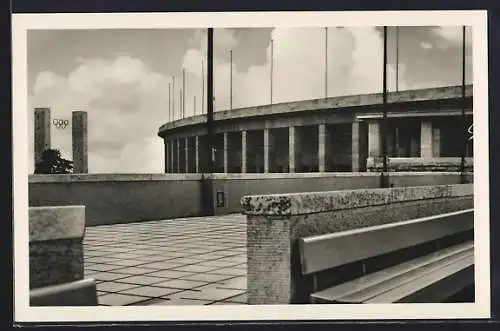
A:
[83,214,247,306]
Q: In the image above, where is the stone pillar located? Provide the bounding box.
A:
[289,127,296,173]
[318,124,326,172]
[185,137,189,173]
[420,121,433,158]
[72,111,88,174]
[432,127,441,157]
[246,214,291,304]
[368,121,381,157]
[264,129,270,173]
[195,136,200,173]
[242,131,247,173]
[352,121,360,172]
[34,108,51,166]
[223,132,228,173]
[176,139,180,173]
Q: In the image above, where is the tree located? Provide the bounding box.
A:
[35,149,74,174]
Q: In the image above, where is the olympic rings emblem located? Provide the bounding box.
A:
[52,119,69,129]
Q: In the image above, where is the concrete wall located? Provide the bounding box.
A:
[241,184,474,304]
[211,172,473,215]
[29,174,203,226]
[29,172,473,225]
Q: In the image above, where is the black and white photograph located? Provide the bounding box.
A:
[12,11,490,322]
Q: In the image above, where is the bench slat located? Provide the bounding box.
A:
[299,209,474,275]
[366,253,474,303]
[338,244,473,303]
[310,241,473,303]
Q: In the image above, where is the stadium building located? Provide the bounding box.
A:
[158,84,473,174]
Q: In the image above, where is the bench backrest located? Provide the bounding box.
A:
[298,209,474,276]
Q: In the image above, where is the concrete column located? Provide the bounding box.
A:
[420,121,433,157]
[72,111,88,173]
[167,139,170,174]
[185,137,189,173]
[223,132,228,173]
[432,127,441,157]
[242,131,247,173]
[318,124,326,172]
[289,126,296,173]
[352,121,360,172]
[176,139,180,173]
[195,136,200,173]
[368,121,381,157]
[170,140,174,173]
[169,140,172,173]
[263,129,270,173]
[34,108,51,166]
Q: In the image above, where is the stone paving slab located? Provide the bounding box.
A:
[84,214,247,306]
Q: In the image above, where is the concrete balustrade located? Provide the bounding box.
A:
[241,183,474,304]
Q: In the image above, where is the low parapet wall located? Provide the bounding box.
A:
[241,183,474,305]
[212,172,473,214]
[29,205,86,289]
[29,174,203,226]
[29,172,473,225]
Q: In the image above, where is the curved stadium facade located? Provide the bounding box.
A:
[158,85,474,174]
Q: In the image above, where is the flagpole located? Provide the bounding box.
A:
[168,83,171,122]
[203,27,215,215]
[381,26,389,188]
[172,76,176,120]
[202,59,205,114]
[230,49,233,110]
[270,39,274,106]
[325,27,328,98]
[460,25,467,182]
[396,26,399,92]
[182,68,186,118]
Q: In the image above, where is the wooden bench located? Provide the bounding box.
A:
[298,209,474,304]
[30,278,98,306]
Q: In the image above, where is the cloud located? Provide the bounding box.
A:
[433,26,473,47]
[29,56,168,174]
[178,27,411,114]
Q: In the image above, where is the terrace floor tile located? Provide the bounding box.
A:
[119,286,182,297]
[98,293,150,306]
[97,281,141,293]
[114,275,170,286]
[153,279,208,290]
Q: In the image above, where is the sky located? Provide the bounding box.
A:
[27,26,473,174]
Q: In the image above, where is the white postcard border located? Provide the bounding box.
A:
[12,10,490,322]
